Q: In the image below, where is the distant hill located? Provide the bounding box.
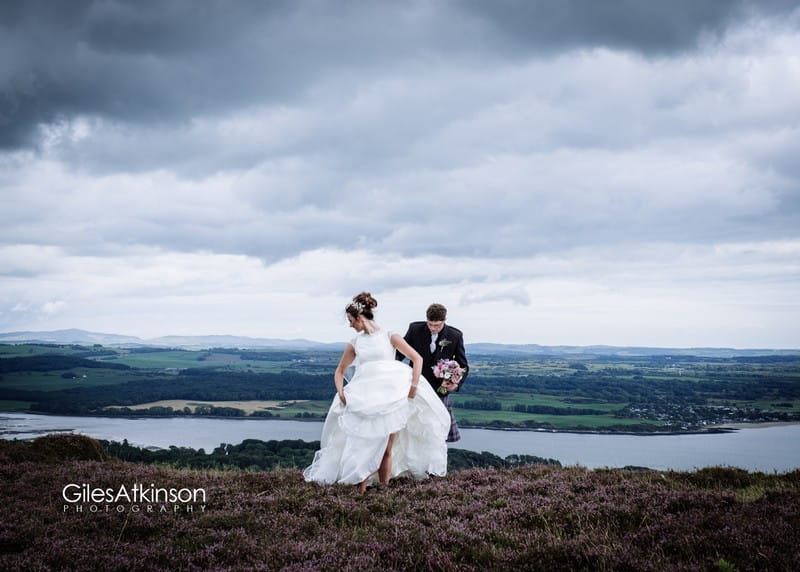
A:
[0,328,142,346]
[465,343,800,358]
[0,329,798,357]
[144,335,344,351]
[0,329,343,351]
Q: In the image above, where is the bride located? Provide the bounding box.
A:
[303,292,450,492]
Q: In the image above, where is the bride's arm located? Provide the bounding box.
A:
[391,334,422,398]
[334,344,356,404]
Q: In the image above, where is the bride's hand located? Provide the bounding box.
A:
[408,384,418,399]
[338,391,347,405]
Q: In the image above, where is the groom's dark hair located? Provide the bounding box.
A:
[426,303,447,321]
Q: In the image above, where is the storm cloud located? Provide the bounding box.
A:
[2,0,793,149]
[1,0,798,347]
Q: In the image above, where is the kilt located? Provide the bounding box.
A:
[440,393,461,442]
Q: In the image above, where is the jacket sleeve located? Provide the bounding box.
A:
[453,329,469,390]
[396,323,413,362]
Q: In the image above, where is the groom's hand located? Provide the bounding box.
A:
[442,381,459,393]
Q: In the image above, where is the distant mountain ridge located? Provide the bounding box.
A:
[1,329,798,357]
[0,328,143,345]
[0,329,342,350]
[465,343,800,358]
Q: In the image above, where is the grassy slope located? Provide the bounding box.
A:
[1,435,798,571]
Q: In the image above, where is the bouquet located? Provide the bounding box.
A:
[432,359,466,395]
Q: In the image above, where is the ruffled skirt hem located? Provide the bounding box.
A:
[303,360,450,485]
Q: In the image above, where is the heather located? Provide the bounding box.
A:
[1,436,799,571]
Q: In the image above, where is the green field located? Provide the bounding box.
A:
[0,400,34,411]
[0,344,342,379]
[0,368,161,391]
[454,409,664,429]
[264,399,332,418]
[98,351,284,372]
[98,350,338,375]
[2,342,799,432]
[97,350,207,369]
[462,391,628,412]
[708,398,800,413]
[0,345,112,358]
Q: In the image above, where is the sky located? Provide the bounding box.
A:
[1,0,799,348]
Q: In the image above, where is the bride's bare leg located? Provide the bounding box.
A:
[356,435,396,493]
[378,434,396,485]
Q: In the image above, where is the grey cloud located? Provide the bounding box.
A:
[1,1,320,148]
[1,0,797,267]
[460,0,798,55]
[2,0,469,151]
[4,0,797,151]
[460,287,532,307]
[1,139,794,265]
[1,0,290,148]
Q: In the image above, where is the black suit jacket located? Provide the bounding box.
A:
[398,321,469,393]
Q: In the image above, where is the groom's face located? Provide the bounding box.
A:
[426,320,445,335]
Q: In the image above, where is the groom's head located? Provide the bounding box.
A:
[426,303,447,334]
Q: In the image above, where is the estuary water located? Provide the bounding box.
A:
[1,412,798,473]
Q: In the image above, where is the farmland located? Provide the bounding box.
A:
[2,343,799,432]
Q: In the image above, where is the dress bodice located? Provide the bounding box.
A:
[352,330,395,365]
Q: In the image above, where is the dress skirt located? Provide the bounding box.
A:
[303,359,450,486]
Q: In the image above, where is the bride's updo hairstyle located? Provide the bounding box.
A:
[346,291,377,320]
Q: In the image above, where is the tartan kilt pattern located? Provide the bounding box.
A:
[441,394,461,442]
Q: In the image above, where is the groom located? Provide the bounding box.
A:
[399,303,469,442]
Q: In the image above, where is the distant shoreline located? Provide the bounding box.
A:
[457,424,735,436]
[709,421,800,430]
[5,409,799,436]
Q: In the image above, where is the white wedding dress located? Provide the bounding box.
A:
[303,329,450,486]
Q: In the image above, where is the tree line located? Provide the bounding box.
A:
[0,355,130,374]
[2,352,799,420]
[100,438,561,472]
[2,368,332,414]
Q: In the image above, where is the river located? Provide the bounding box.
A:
[1,412,798,472]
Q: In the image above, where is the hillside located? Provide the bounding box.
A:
[1,435,798,570]
[3,341,798,431]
